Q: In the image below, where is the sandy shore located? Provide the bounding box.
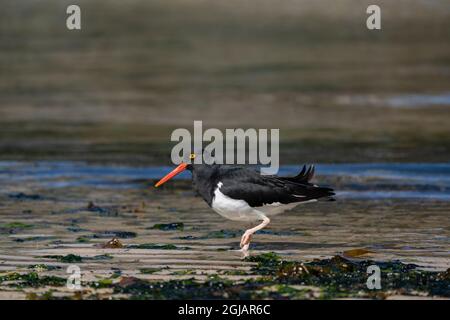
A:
[0,162,449,299]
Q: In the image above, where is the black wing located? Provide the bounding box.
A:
[217,165,334,208]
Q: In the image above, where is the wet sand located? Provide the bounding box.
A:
[0,162,448,299]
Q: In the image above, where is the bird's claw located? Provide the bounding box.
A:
[239,245,250,257]
[240,232,252,249]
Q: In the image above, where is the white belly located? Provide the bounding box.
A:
[211,182,315,222]
[211,186,261,221]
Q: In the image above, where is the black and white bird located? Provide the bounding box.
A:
[155,153,335,251]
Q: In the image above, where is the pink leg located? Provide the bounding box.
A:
[239,216,270,251]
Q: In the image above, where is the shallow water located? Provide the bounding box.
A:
[1,161,450,199]
[336,93,450,108]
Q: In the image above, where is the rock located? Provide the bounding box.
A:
[118,277,147,289]
[101,238,123,248]
[343,248,374,258]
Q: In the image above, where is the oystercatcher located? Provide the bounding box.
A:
[155,153,335,251]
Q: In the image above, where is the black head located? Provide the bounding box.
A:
[155,152,218,187]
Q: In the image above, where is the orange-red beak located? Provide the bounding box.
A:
[154,163,188,187]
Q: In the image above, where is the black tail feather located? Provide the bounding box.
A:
[288,164,315,184]
[280,164,335,201]
[306,185,335,200]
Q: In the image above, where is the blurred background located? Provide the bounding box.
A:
[1,0,449,165]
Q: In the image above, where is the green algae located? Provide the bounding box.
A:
[92,230,137,239]
[180,229,301,240]
[140,268,163,274]
[43,254,83,263]
[1,222,34,229]
[128,244,190,250]
[111,271,122,278]
[109,254,450,299]
[0,222,34,234]
[86,202,119,217]
[246,253,450,299]
[171,270,197,275]
[256,284,320,299]
[28,264,60,272]
[203,230,238,239]
[0,272,66,288]
[3,253,449,299]
[27,291,57,300]
[220,269,249,276]
[13,236,55,242]
[67,226,85,232]
[91,254,113,261]
[43,254,111,262]
[245,252,282,275]
[8,193,42,201]
[59,254,83,263]
[91,278,115,289]
[150,222,184,231]
[113,277,250,300]
[180,230,238,240]
[76,236,90,243]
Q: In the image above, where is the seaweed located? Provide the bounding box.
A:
[203,230,238,239]
[1,222,34,229]
[0,222,34,234]
[27,291,57,300]
[178,229,300,240]
[245,252,282,275]
[92,230,137,239]
[149,222,184,231]
[178,235,197,240]
[86,201,119,217]
[171,270,197,275]
[113,276,252,300]
[140,268,164,274]
[91,278,115,289]
[28,264,61,272]
[67,226,87,233]
[246,253,450,298]
[13,236,54,242]
[43,254,83,263]
[128,243,190,250]
[91,254,113,261]
[8,193,42,201]
[220,269,249,276]
[180,230,238,240]
[8,253,449,299]
[0,272,66,288]
[76,236,91,243]
[112,254,449,299]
